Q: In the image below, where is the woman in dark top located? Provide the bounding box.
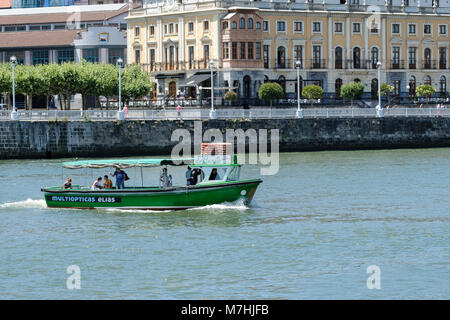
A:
[63,178,72,189]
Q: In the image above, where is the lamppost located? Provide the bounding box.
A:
[209,59,216,119]
[198,85,203,106]
[376,61,383,117]
[295,60,303,118]
[116,58,124,120]
[10,56,18,121]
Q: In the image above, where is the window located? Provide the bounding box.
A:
[294,45,303,66]
[408,47,417,69]
[240,18,245,29]
[203,20,209,31]
[335,47,343,69]
[164,25,167,34]
[222,22,228,30]
[203,44,209,62]
[313,45,321,68]
[175,24,178,34]
[54,25,65,30]
[149,49,155,70]
[424,24,432,35]
[392,47,400,69]
[312,22,321,33]
[439,25,447,35]
[134,26,140,37]
[255,42,261,60]
[424,76,431,85]
[232,42,237,59]
[256,22,261,30]
[188,46,194,69]
[248,18,253,29]
[277,21,286,32]
[334,22,343,33]
[263,20,269,32]
[108,48,124,65]
[32,49,49,65]
[439,47,447,69]
[57,49,74,64]
[352,23,361,33]
[188,22,194,33]
[408,24,416,35]
[82,48,99,63]
[232,21,237,29]
[370,47,379,68]
[223,42,229,59]
[263,45,269,68]
[294,21,303,32]
[240,42,246,59]
[135,49,140,64]
[247,42,254,59]
[169,23,173,34]
[149,25,155,36]
[392,23,400,34]
[370,21,379,34]
[29,25,40,31]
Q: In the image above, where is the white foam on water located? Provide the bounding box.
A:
[189,199,249,212]
[0,198,47,209]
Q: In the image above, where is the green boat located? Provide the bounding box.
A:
[41,156,262,210]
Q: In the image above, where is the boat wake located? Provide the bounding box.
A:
[189,199,250,212]
[0,198,47,209]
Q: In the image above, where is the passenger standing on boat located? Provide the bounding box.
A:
[160,168,169,188]
[103,175,112,189]
[91,177,103,190]
[110,167,126,189]
[190,168,201,185]
[185,166,192,185]
[63,178,72,189]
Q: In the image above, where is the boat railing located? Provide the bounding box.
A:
[0,107,449,121]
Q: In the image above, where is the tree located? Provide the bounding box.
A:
[0,63,12,109]
[379,83,394,107]
[224,90,238,103]
[340,82,364,107]
[302,84,324,107]
[46,63,83,110]
[121,64,152,106]
[416,84,436,101]
[258,82,283,106]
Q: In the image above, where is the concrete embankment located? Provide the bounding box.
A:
[0,117,449,159]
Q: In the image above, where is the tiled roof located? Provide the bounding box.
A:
[0,29,81,48]
[0,4,129,25]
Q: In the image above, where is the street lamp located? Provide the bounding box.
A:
[295,60,303,118]
[376,61,383,117]
[10,56,18,121]
[209,59,216,119]
[116,58,124,120]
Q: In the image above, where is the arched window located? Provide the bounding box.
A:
[354,78,361,83]
[424,75,431,85]
[353,47,361,69]
[222,21,228,30]
[409,75,416,97]
[248,18,253,29]
[243,75,251,98]
[277,46,286,69]
[231,21,237,29]
[371,78,378,99]
[256,21,261,30]
[371,47,379,69]
[335,47,343,69]
[335,78,343,98]
[424,48,431,69]
[278,75,286,96]
[240,18,245,29]
[440,75,446,97]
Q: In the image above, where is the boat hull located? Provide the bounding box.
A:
[42,180,262,210]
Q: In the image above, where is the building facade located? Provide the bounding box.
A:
[0,4,129,108]
[126,0,450,101]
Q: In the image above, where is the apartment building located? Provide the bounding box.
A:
[126,0,450,101]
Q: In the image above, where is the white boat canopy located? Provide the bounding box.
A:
[62,158,193,169]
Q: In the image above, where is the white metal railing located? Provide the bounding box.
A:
[0,108,449,121]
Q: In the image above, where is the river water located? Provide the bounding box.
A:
[0,149,449,299]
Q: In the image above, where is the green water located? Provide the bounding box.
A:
[0,149,449,299]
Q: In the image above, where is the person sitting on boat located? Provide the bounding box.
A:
[185,166,192,186]
[168,174,173,187]
[63,178,72,189]
[110,167,126,189]
[91,177,103,190]
[160,168,169,188]
[209,168,220,181]
[103,175,112,189]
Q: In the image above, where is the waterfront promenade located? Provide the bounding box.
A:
[0,107,449,121]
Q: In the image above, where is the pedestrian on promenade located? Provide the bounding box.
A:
[124,106,128,119]
[176,104,182,119]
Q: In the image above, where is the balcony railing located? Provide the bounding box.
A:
[138,60,214,72]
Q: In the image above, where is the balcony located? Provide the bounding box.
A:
[390,60,405,70]
[138,60,214,73]
[422,60,436,70]
[308,59,327,69]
